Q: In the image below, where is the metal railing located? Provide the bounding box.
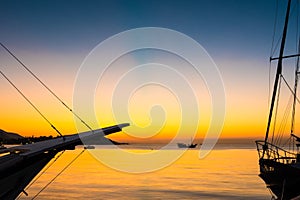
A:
[256,140,297,164]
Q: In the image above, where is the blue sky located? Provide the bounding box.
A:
[0,0,281,57]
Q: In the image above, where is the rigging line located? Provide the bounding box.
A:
[271,33,283,58]
[282,135,292,152]
[0,70,64,139]
[270,0,298,57]
[31,149,86,200]
[296,0,299,54]
[281,74,300,103]
[270,0,279,57]
[291,41,300,134]
[16,150,66,200]
[276,95,293,146]
[292,134,295,152]
[271,77,281,145]
[0,42,94,132]
[268,62,273,109]
[282,97,293,145]
[289,135,293,152]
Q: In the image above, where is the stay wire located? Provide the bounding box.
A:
[291,1,300,136]
[268,62,273,109]
[0,42,94,132]
[31,149,86,200]
[269,0,279,109]
[281,74,300,104]
[271,77,282,145]
[275,95,293,146]
[16,150,66,200]
[296,0,299,54]
[0,70,64,138]
[271,0,299,58]
[270,0,279,58]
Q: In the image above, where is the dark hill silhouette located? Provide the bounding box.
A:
[0,129,23,140]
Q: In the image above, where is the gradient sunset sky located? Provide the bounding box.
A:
[0,0,299,142]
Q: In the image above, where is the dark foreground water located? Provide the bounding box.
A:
[18,145,270,200]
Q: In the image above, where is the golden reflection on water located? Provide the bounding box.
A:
[19,147,269,200]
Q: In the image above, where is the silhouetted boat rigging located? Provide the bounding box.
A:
[0,43,129,199]
[255,0,300,199]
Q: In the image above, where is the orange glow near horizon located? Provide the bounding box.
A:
[0,79,270,141]
[1,52,292,142]
[1,88,266,139]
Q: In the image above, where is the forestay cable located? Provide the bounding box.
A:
[16,151,66,199]
[281,74,300,104]
[0,42,94,132]
[0,70,64,138]
[31,149,86,200]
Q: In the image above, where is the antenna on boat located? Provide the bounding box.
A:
[264,0,292,148]
[0,70,65,139]
[0,42,94,132]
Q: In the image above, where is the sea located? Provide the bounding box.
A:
[18,143,271,200]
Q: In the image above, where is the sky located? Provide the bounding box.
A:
[0,0,299,142]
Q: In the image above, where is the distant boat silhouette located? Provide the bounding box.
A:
[177,142,197,148]
[177,138,199,148]
[84,145,95,149]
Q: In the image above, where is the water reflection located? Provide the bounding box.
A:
[19,147,269,199]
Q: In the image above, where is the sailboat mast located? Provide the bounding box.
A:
[291,39,300,134]
[265,0,292,144]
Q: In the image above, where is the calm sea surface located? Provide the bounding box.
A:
[18,145,270,200]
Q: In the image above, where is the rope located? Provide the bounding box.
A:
[270,0,299,59]
[0,70,64,139]
[275,95,293,146]
[31,149,85,200]
[271,77,282,144]
[270,0,279,57]
[0,42,94,132]
[290,63,299,142]
[16,151,66,199]
[295,0,299,54]
[281,74,300,103]
[268,61,273,109]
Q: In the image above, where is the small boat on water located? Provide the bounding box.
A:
[84,145,95,149]
[177,138,199,148]
[177,142,197,148]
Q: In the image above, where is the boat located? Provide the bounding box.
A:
[84,145,96,149]
[0,43,130,199]
[177,138,198,148]
[0,123,129,199]
[177,142,197,148]
[255,0,300,199]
